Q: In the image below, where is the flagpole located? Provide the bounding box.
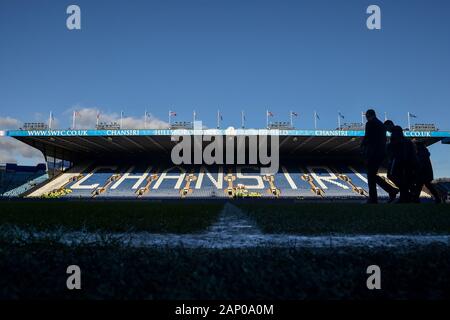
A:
[407,112,411,130]
[120,111,123,129]
[290,111,293,128]
[217,109,220,129]
[144,109,147,129]
[266,109,269,129]
[241,110,245,129]
[314,111,317,130]
[49,111,52,130]
[193,110,196,124]
[361,112,365,125]
[338,113,341,131]
[72,111,76,129]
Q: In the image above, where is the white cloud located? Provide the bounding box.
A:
[0,114,60,130]
[0,116,44,164]
[0,107,169,165]
[68,107,169,129]
[0,137,44,164]
[0,116,21,130]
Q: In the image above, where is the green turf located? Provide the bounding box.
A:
[0,201,223,233]
[240,203,450,234]
[1,242,449,299]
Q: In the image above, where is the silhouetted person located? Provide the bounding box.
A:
[387,126,418,203]
[361,109,387,203]
[382,119,400,202]
[384,120,395,134]
[411,141,441,203]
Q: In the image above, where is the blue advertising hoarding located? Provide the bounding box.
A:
[3,129,450,138]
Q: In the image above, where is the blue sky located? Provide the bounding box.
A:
[0,0,449,175]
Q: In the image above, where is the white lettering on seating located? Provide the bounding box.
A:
[282,166,297,189]
[349,166,368,184]
[307,166,349,190]
[236,167,265,189]
[110,166,152,190]
[70,166,117,190]
[153,167,186,189]
[195,166,223,189]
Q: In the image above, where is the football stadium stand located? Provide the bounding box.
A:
[23,163,377,199]
[0,163,48,197]
[434,180,450,203]
[0,127,448,199]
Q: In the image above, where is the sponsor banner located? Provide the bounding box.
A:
[4,129,450,138]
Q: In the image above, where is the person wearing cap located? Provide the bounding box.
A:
[361,109,387,203]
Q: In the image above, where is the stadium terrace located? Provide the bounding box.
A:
[2,127,449,200]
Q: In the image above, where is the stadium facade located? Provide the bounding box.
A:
[1,128,449,199]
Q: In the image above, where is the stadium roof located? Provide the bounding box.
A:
[2,128,449,162]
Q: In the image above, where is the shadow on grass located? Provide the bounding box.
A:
[0,241,449,299]
[239,203,450,234]
[0,201,223,233]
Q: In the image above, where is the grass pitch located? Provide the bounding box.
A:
[1,201,450,299]
[1,242,449,299]
[240,203,450,234]
[0,201,223,233]
[1,201,450,235]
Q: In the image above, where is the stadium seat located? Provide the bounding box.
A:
[0,164,48,197]
[26,162,432,200]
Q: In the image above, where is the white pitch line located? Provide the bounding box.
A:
[2,203,450,248]
[7,231,450,249]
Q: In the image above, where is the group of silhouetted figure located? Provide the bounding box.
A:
[361,109,442,204]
